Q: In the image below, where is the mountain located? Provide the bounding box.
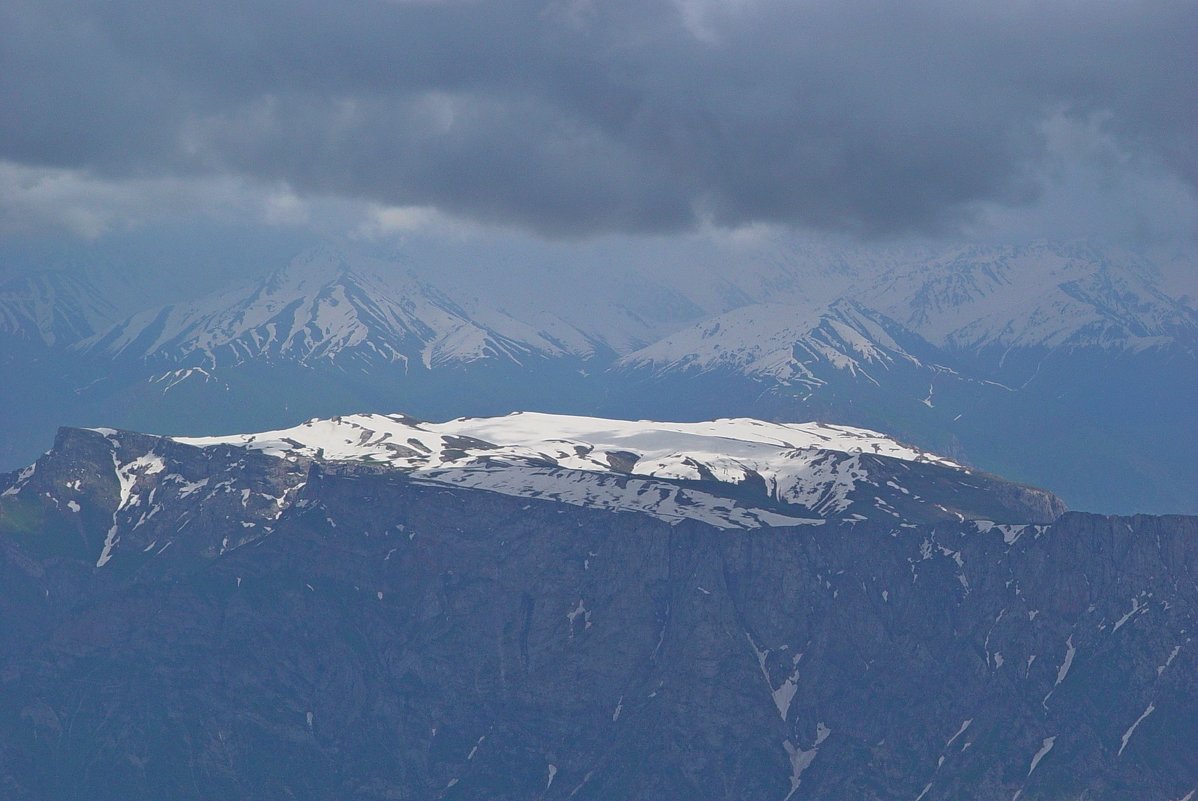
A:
[863,242,1198,372]
[605,298,998,455]
[608,241,1198,396]
[613,242,1196,394]
[0,415,1193,800]
[617,299,937,389]
[0,271,118,348]
[80,249,607,376]
[609,297,993,428]
[0,412,1064,568]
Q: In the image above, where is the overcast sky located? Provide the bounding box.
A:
[2,0,1195,295]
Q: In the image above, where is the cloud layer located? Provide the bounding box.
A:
[2,0,1195,238]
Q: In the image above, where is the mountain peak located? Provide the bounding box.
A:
[78,251,599,371]
[262,248,355,294]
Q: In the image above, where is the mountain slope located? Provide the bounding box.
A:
[81,250,607,374]
[864,242,1198,358]
[617,298,959,390]
[0,271,118,348]
[0,421,1192,801]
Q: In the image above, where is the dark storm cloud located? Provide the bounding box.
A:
[2,0,1195,237]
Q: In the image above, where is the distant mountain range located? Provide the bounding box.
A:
[1,242,1194,513]
[80,250,608,371]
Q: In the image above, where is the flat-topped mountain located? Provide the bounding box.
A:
[0,411,1064,567]
[0,413,1192,800]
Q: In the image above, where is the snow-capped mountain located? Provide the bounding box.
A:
[80,250,610,372]
[616,299,942,389]
[0,413,1190,801]
[863,242,1198,355]
[0,271,119,348]
[0,411,1061,579]
[615,243,1196,387]
[64,242,1196,385]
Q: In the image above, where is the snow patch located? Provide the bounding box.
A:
[747,633,802,721]
[1027,736,1056,777]
[782,724,831,801]
[1,463,36,497]
[1044,636,1076,706]
[1112,595,1146,632]
[946,719,972,748]
[1118,704,1155,757]
[1158,645,1181,676]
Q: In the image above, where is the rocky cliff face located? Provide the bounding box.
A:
[0,427,1193,800]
